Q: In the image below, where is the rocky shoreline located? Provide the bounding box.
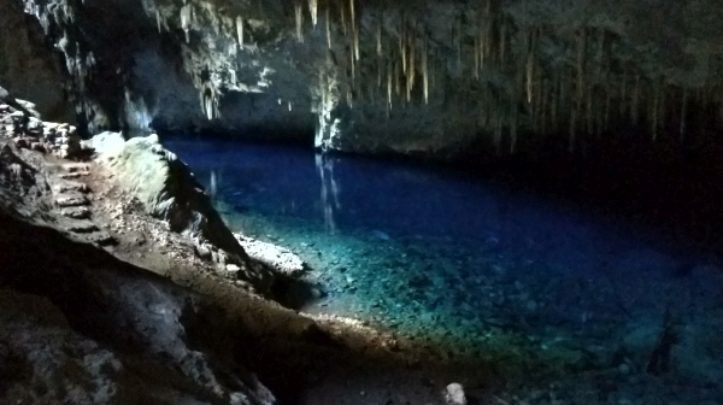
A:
[0,87,481,404]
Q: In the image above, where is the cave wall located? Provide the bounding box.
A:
[4,0,723,157]
[0,0,73,122]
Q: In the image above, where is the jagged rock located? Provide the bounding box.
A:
[90,132,272,289]
[0,214,276,405]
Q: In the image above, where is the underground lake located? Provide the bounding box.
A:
[166,136,723,403]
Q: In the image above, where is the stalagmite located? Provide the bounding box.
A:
[295,1,304,43]
[235,16,244,48]
[308,0,318,27]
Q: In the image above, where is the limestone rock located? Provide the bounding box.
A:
[90,132,272,289]
[235,233,306,277]
[444,383,467,405]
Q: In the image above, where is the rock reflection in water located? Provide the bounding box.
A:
[315,153,341,234]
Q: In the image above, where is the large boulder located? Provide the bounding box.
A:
[89,132,273,288]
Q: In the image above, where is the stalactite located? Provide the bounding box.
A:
[395,59,401,96]
[295,1,304,43]
[353,18,360,61]
[631,74,640,123]
[235,16,244,48]
[339,0,347,35]
[407,32,416,103]
[377,52,383,88]
[586,85,593,135]
[156,10,162,34]
[326,6,332,49]
[604,85,612,132]
[680,88,688,139]
[350,43,355,82]
[473,36,480,80]
[455,20,462,71]
[376,17,383,57]
[526,35,534,105]
[401,22,407,76]
[308,0,318,27]
[180,4,192,43]
[387,61,393,111]
[541,78,549,134]
[555,73,564,132]
[620,69,628,116]
[423,38,429,105]
[510,104,519,154]
[651,79,660,141]
[499,21,507,65]
[349,0,355,29]
[494,116,503,155]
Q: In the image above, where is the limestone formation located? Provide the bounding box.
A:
[2,0,721,158]
[85,131,275,288]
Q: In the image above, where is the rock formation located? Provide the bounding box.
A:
[1,0,722,158]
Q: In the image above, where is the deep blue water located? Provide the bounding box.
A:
[166,137,723,402]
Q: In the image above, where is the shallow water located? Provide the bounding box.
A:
[166,137,723,402]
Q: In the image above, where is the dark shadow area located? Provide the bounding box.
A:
[269,274,326,311]
[0,213,481,404]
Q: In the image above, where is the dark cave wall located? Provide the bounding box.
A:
[2,0,723,158]
[0,0,73,122]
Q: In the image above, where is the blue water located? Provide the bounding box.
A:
[167,138,723,402]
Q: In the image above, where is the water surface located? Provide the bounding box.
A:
[166,137,723,403]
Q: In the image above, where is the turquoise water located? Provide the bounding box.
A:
[166,138,723,402]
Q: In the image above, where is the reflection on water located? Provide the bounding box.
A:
[315,153,341,234]
[166,138,723,403]
[209,169,219,200]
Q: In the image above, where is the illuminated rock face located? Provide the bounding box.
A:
[2,0,723,156]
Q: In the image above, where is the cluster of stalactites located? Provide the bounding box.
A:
[146,0,721,154]
[291,0,722,154]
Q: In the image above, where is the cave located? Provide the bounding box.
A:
[1,0,723,404]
